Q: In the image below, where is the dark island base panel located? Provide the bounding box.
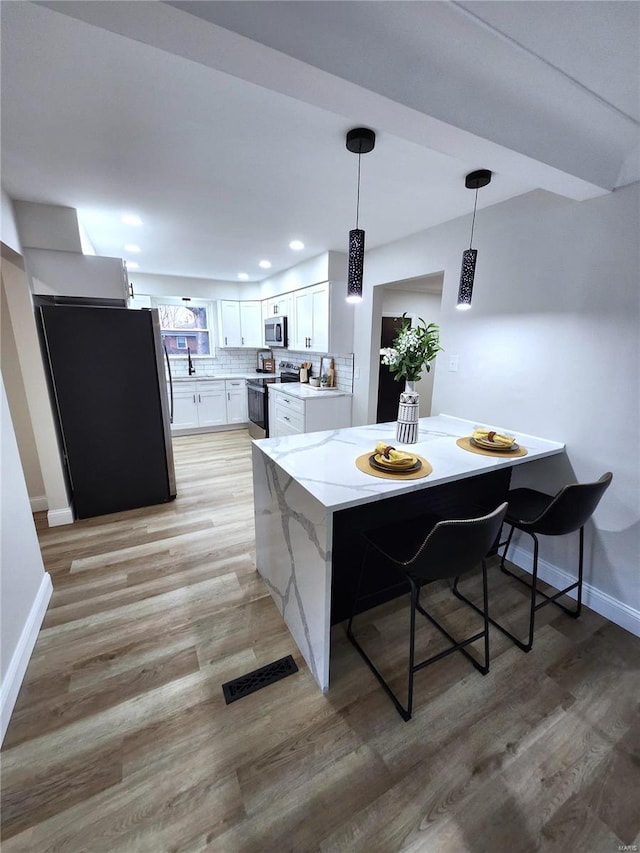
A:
[330,467,512,625]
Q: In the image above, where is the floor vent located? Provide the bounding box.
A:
[222,655,299,705]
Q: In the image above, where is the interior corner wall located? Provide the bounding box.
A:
[1,281,46,504]
[1,376,52,743]
[1,189,21,253]
[1,257,72,525]
[354,184,639,632]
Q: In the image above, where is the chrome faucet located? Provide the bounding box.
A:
[187,346,196,375]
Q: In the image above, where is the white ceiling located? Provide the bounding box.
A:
[1,1,638,283]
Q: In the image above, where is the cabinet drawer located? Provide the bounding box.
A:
[173,381,197,394]
[275,404,304,434]
[197,381,225,392]
[273,391,304,415]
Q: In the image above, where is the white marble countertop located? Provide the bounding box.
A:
[268,382,352,399]
[170,372,276,382]
[253,414,565,512]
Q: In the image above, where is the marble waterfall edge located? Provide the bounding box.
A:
[251,444,332,691]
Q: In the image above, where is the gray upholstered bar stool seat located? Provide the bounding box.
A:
[347,502,508,722]
[455,472,612,653]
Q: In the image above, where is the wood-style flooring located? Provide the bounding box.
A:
[2,430,639,852]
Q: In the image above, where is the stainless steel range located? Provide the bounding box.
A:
[246,361,300,439]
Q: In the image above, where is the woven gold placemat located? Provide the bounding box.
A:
[456,437,528,458]
[355,453,433,480]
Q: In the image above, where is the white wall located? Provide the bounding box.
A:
[353,183,639,633]
[1,376,52,743]
[132,272,261,301]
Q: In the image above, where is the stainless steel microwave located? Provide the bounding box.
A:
[264,315,287,348]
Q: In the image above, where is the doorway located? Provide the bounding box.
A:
[376,315,408,423]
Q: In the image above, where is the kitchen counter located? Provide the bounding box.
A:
[252,414,565,690]
[170,373,276,382]
[269,382,352,399]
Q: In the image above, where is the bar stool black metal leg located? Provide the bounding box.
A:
[406,578,418,721]
[481,559,490,671]
[500,524,516,572]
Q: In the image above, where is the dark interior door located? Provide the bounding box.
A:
[376,315,409,423]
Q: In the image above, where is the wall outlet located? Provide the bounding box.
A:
[448,355,460,372]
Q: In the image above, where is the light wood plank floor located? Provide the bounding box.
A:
[2,430,639,852]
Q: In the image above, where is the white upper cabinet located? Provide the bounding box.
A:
[218,300,262,347]
[265,293,292,319]
[25,249,129,304]
[239,301,263,347]
[292,283,330,352]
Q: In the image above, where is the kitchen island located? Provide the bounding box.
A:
[252,414,565,691]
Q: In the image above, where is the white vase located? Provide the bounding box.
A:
[396,380,420,444]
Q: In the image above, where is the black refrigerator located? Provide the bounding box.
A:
[39,304,177,519]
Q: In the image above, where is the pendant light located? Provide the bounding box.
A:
[345,127,376,303]
[457,169,492,310]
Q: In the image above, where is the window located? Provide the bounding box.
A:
[156,302,211,355]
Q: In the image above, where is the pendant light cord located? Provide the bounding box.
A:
[355,150,362,229]
[469,186,479,249]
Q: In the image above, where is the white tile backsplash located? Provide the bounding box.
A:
[169,349,354,391]
[282,351,354,393]
[169,349,259,377]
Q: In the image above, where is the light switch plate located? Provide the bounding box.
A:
[448,355,460,372]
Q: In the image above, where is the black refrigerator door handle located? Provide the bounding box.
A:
[164,344,174,423]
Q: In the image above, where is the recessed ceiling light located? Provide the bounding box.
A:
[124,243,141,253]
[126,261,139,270]
[238,273,249,280]
[121,214,142,226]
[289,240,304,251]
[259,260,272,270]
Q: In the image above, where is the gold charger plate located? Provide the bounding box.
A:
[355,452,432,480]
[457,437,528,458]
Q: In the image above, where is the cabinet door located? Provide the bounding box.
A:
[225,380,248,424]
[197,386,227,426]
[239,301,263,347]
[172,385,199,430]
[293,288,313,350]
[219,300,242,347]
[128,293,152,310]
[310,283,329,352]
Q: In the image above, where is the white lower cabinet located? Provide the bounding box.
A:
[171,382,199,430]
[169,380,239,431]
[197,381,227,427]
[225,379,248,424]
[269,387,351,438]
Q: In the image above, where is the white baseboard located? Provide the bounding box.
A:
[1,572,53,744]
[509,543,640,638]
[29,495,48,513]
[47,505,74,527]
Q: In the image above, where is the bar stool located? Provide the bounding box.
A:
[455,472,612,652]
[347,502,508,722]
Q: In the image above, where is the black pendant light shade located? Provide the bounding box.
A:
[345,127,376,303]
[457,249,477,310]
[457,169,492,311]
[348,228,365,301]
